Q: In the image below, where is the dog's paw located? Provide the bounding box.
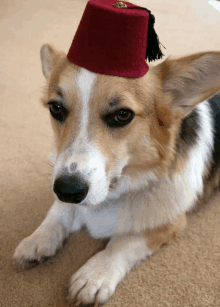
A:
[13,230,62,268]
[69,250,126,306]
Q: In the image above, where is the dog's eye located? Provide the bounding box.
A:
[115,110,132,122]
[105,109,134,128]
[47,101,68,123]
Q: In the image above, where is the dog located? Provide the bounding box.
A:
[13,44,220,306]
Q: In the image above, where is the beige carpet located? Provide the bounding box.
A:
[0,0,220,306]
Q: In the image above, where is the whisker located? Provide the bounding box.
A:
[27,84,48,99]
[42,160,53,168]
[44,173,52,183]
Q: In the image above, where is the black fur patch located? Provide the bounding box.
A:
[179,108,200,146]
[208,93,220,176]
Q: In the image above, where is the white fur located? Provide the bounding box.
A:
[52,68,109,205]
[173,100,214,208]
[74,67,96,143]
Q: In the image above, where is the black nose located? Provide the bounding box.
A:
[53,174,89,204]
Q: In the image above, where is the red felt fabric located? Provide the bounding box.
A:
[67,0,149,78]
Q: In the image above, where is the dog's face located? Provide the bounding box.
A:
[40,45,220,206]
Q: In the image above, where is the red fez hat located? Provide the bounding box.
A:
[67,0,164,78]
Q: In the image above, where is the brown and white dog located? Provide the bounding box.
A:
[13,44,220,306]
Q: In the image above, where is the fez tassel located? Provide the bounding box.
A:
[127,6,165,62]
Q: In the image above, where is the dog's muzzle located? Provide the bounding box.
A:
[53,173,89,204]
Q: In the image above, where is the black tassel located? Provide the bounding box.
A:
[126,6,165,62]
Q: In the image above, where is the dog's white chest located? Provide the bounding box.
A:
[71,200,132,239]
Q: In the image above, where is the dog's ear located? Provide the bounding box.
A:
[158,52,220,117]
[40,44,65,79]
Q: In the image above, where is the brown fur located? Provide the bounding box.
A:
[146,213,187,251]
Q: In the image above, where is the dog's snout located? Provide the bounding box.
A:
[53,174,89,204]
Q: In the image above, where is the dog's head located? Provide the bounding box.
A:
[40,44,220,206]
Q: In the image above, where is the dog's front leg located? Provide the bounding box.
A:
[13,200,76,267]
[69,233,154,306]
[69,213,186,306]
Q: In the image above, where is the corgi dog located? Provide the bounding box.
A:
[13,44,220,306]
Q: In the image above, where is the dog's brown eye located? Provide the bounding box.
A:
[104,108,134,128]
[47,101,68,123]
[50,103,62,114]
[114,110,132,122]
